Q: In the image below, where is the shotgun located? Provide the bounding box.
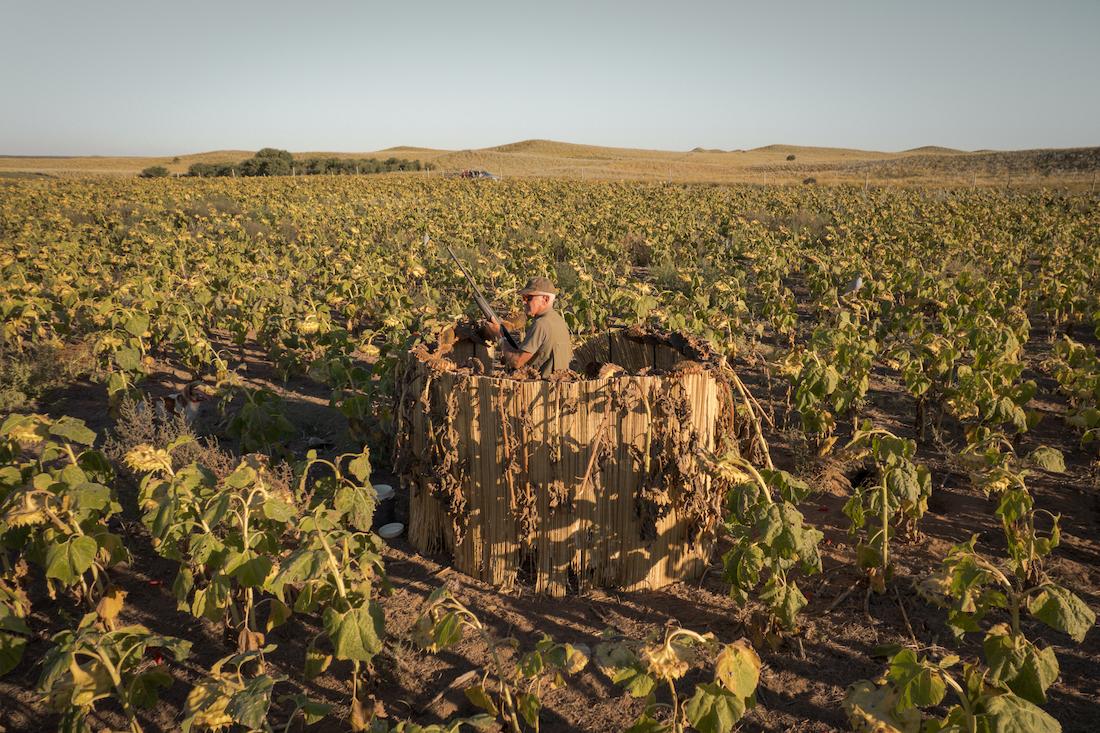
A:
[429,234,521,349]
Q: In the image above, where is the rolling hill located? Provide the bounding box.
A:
[1,140,1096,187]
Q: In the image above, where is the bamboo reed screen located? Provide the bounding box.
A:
[395,325,762,596]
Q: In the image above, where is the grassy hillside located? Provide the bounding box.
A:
[1,139,1097,188]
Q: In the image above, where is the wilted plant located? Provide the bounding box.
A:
[707,450,822,643]
[270,447,386,730]
[902,533,1096,727]
[839,422,932,593]
[0,414,126,680]
[38,610,191,733]
[594,626,761,733]
[411,588,589,733]
[182,646,330,733]
[845,647,1062,733]
[131,440,297,653]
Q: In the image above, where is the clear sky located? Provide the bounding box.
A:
[2,0,1097,155]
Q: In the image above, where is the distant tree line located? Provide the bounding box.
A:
[182,148,433,178]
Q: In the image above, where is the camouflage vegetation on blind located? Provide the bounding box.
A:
[394,326,766,596]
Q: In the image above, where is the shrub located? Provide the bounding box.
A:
[103,395,293,488]
[803,176,817,185]
[255,147,293,163]
[244,148,293,176]
[139,165,169,178]
[0,341,91,412]
[188,162,239,178]
[786,154,796,161]
[187,149,421,178]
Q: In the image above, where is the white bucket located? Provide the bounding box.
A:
[378,522,404,539]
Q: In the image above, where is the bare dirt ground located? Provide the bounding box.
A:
[1,325,1098,733]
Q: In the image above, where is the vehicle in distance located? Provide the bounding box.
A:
[455,169,499,180]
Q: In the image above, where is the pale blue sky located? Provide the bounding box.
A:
[2,0,1097,155]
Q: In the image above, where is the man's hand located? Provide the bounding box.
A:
[481,318,533,369]
[481,318,502,341]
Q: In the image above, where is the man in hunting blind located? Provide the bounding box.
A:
[482,276,573,377]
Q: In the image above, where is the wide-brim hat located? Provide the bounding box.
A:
[518,276,558,296]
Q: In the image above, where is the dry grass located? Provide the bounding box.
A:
[2,138,1097,189]
[0,149,251,177]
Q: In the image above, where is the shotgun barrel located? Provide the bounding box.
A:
[430,234,521,350]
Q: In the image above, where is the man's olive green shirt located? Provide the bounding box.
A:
[519,309,573,377]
